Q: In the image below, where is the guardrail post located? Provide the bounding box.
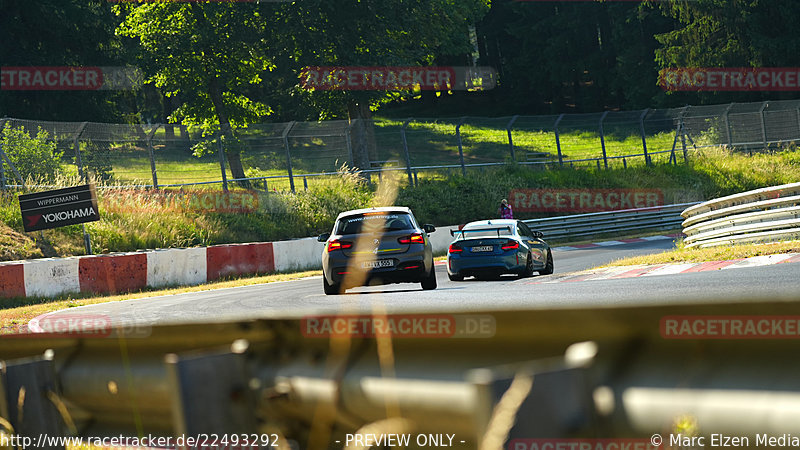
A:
[147,125,159,189]
[639,109,650,166]
[554,114,565,166]
[217,136,228,192]
[401,118,414,185]
[506,115,519,162]
[759,101,768,150]
[723,103,734,147]
[74,121,89,181]
[456,117,467,176]
[282,121,296,193]
[598,111,609,169]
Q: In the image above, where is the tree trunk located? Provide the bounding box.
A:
[208,76,250,188]
[346,100,378,173]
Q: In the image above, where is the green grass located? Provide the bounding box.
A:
[2,144,799,262]
[50,119,690,189]
[601,240,800,267]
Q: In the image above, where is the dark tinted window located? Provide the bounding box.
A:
[336,213,414,235]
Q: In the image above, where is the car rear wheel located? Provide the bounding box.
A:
[421,265,437,290]
[323,271,342,295]
[519,252,534,278]
[540,250,554,275]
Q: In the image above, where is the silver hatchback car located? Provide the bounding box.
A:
[318,207,437,295]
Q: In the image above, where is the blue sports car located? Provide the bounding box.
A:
[446,219,553,281]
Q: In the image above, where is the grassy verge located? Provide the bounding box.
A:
[602,241,800,267]
[0,270,322,335]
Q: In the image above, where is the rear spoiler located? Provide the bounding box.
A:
[450,226,511,237]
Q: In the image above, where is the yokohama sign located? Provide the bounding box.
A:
[510,189,664,213]
[19,184,100,232]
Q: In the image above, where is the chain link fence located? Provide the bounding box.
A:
[2,99,799,192]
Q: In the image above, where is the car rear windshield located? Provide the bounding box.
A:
[456,226,513,239]
[336,213,415,235]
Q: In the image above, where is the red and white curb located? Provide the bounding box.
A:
[525,253,800,284]
[551,234,682,252]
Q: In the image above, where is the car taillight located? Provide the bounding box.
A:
[398,233,425,244]
[501,240,519,251]
[448,243,463,253]
[328,239,352,252]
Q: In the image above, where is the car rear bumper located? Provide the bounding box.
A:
[447,252,525,276]
[327,260,428,285]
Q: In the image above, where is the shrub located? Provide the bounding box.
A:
[0,124,63,183]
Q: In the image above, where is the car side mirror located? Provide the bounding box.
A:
[423,224,436,233]
[317,232,331,242]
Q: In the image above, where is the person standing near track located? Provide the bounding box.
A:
[499,198,513,219]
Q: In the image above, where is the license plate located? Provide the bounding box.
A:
[471,246,493,252]
[361,259,394,269]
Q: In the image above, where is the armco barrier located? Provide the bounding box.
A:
[4,300,800,444]
[523,202,697,242]
[682,183,800,248]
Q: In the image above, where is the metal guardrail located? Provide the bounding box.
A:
[523,202,698,241]
[682,183,800,248]
[3,300,800,447]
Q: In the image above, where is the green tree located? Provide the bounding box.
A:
[0,0,142,122]
[115,2,273,183]
[117,0,488,173]
[0,124,63,183]
[654,0,800,102]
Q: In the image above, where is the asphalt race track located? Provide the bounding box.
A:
[38,239,800,327]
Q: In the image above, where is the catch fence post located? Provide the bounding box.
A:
[401,118,414,185]
[554,114,565,166]
[282,121,296,193]
[638,109,650,166]
[74,122,89,181]
[147,125,160,189]
[599,111,609,169]
[218,136,228,193]
[456,117,467,176]
[723,103,734,147]
[759,101,768,149]
[0,118,7,190]
[506,115,519,162]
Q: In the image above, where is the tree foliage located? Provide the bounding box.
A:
[0,124,63,182]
